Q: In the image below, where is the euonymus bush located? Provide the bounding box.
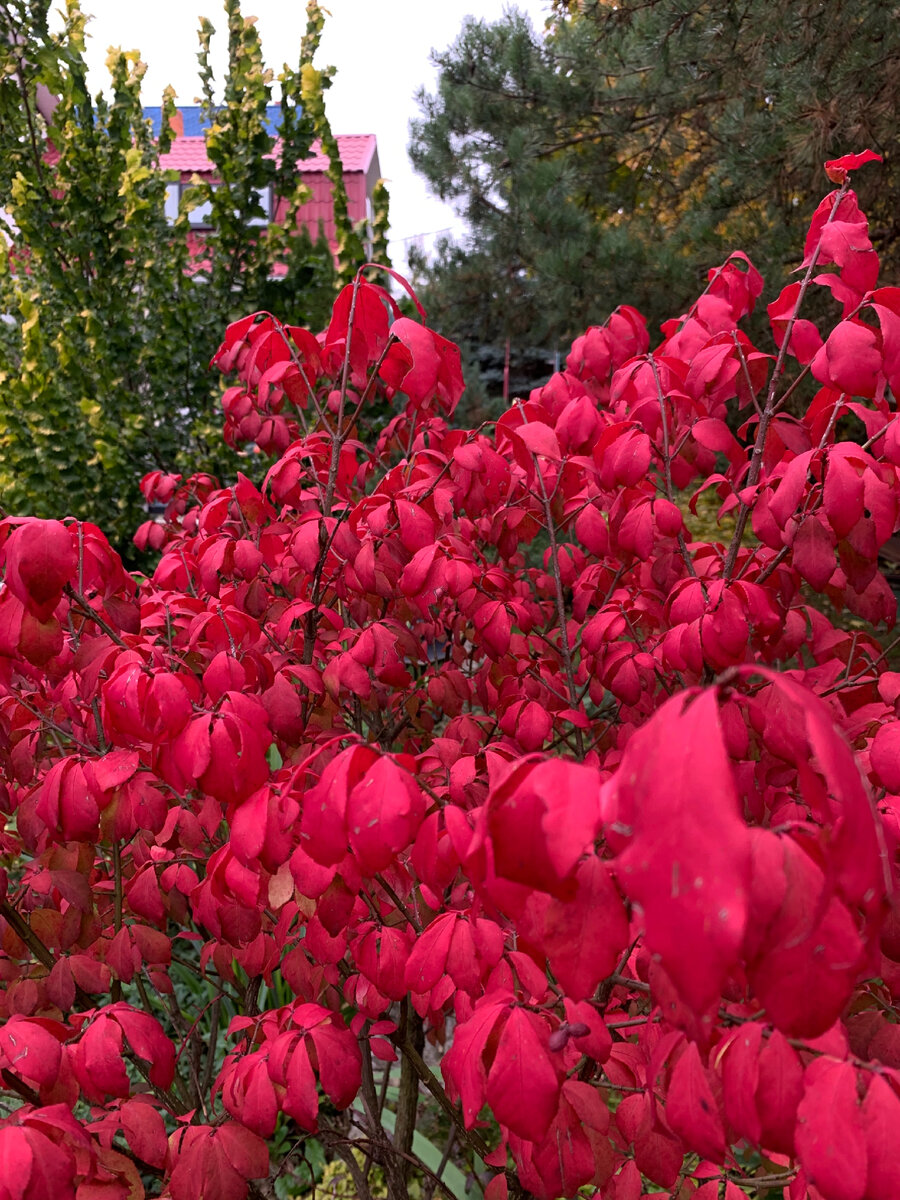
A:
[0,152,899,1200]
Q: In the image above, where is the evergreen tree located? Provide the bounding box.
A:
[409,0,898,357]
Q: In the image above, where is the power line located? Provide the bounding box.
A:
[394,227,454,245]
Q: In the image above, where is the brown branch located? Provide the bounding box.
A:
[65,586,128,648]
[723,179,852,579]
[648,354,699,582]
[516,402,584,756]
[0,898,55,970]
[392,1002,424,1200]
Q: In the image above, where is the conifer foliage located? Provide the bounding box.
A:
[1,155,900,1199]
[409,1,899,354]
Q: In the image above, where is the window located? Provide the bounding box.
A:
[163,182,211,226]
[164,184,180,224]
[365,195,375,257]
[187,195,214,227]
[164,182,272,228]
[246,186,272,227]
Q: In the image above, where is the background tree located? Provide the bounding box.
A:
[0,0,369,552]
[409,0,899,371]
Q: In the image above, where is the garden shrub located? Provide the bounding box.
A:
[0,151,898,1200]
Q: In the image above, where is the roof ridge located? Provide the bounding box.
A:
[159,132,377,174]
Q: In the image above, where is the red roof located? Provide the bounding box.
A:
[299,135,377,174]
[159,134,377,177]
[159,136,210,173]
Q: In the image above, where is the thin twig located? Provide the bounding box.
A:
[723,179,852,579]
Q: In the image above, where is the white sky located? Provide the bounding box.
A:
[64,0,553,269]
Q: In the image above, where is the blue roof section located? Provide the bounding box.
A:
[142,105,282,138]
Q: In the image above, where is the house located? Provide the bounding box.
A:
[141,105,381,257]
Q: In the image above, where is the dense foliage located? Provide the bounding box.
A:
[0,0,380,550]
[409,0,898,358]
[1,154,900,1200]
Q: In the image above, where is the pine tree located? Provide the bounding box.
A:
[410,0,898,358]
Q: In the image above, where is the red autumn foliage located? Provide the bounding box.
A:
[1,154,899,1199]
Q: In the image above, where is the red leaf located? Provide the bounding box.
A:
[280,1037,320,1130]
[3,518,76,619]
[692,417,745,467]
[474,600,512,659]
[768,283,824,364]
[541,856,629,1000]
[745,831,865,1038]
[481,759,604,903]
[113,1006,176,1089]
[35,760,99,843]
[169,1123,269,1200]
[824,149,882,182]
[513,421,562,464]
[486,1007,561,1143]
[75,1015,129,1098]
[604,1160,642,1200]
[666,1043,726,1161]
[216,1122,270,1181]
[870,722,900,792]
[347,755,425,874]
[325,282,390,386]
[792,515,836,591]
[390,317,464,414]
[564,998,611,1063]
[88,749,140,793]
[484,1175,507,1200]
[300,745,378,866]
[811,320,882,399]
[0,1127,35,1199]
[694,1183,745,1200]
[610,689,751,1013]
[120,1098,167,1169]
[823,451,864,539]
[361,263,425,318]
[405,912,457,994]
[719,1022,763,1145]
[768,672,886,915]
[861,1073,900,1197]
[756,1030,804,1158]
[212,311,261,367]
[0,1015,64,1086]
[632,1123,685,1191]
[795,1059,866,1200]
[303,1008,362,1110]
[442,999,508,1128]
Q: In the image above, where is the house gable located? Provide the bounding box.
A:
[143,106,380,252]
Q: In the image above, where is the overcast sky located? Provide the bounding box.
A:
[63,0,553,269]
